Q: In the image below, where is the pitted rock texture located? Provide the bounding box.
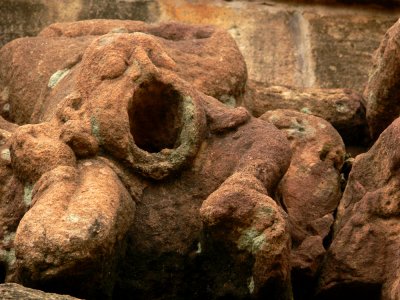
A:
[317,117,400,300]
[0,20,292,299]
[14,161,135,299]
[0,117,24,282]
[0,20,246,125]
[260,109,345,300]
[200,172,292,299]
[0,36,90,124]
[245,82,368,146]
[2,14,400,300]
[40,20,247,108]
[2,0,400,95]
[364,18,400,140]
[113,115,291,300]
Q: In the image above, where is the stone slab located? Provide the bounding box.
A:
[305,11,399,92]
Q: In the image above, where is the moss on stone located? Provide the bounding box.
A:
[90,115,102,144]
[23,184,33,207]
[300,107,312,114]
[237,227,266,254]
[48,69,70,88]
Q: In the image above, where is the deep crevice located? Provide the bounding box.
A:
[315,282,382,300]
[0,261,6,283]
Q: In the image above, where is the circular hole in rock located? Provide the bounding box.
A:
[129,80,183,153]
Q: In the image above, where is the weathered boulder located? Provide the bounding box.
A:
[260,109,345,299]
[200,172,292,299]
[0,20,246,125]
[245,82,368,145]
[14,161,135,299]
[317,116,400,300]
[0,117,25,282]
[0,283,80,300]
[11,123,77,183]
[0,20,292,299]
[41,20,247,107]
[0,36,91,124]
[364,18,400,140]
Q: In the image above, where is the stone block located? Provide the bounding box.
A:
[79,0,159,22]
[0,0,50,48]
[305,11,399,92]
[0,0,159,48]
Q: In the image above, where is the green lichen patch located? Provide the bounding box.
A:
[196,242,202,254]
[169,96,201,166]
[2,103,10,113]
[255,205,274,219]
[286,118,315,138]
[248,276,255,294]
[220,94,237,107]
[23,184,33,207]
[0,248,16,265]
[335,102,350,113]
[3,232,15,245]
[319,143,333,161]
[1,87,9,102]
[110,27,128,34]
[48,68,70,88]
[90,115,102,144]
[300,107,312,114]
[67,214,80,223]
[1,148,11,162]
[237,227,266,254]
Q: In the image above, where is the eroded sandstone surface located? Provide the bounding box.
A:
[0,20,291,299]
[0,16,399,300]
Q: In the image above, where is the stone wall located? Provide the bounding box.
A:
[1,0,399,92]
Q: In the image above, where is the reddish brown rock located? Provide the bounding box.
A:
[0,21,242,125]
[364,18,400,140]
[0,36,91,124]
[260,109,345,299]
[113,113,291,299]
[317,116,400,300]
[14,161,135,299]
[40,20,247,107]
[10,123,77,183]
[200,172,292,299]
[245,82,368,145]
[0,20,291,299]
[0,283,80,300]
[0,117,25,282]
[0,20,246,125]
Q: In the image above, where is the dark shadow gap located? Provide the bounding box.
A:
[128,80,183,153]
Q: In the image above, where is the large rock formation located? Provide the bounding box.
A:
[364,18,400,140]
[0,20,246,125]
[2,13,400,300]
[0,20,292,299]
[260,109,345,300]
[317,117,400,300]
